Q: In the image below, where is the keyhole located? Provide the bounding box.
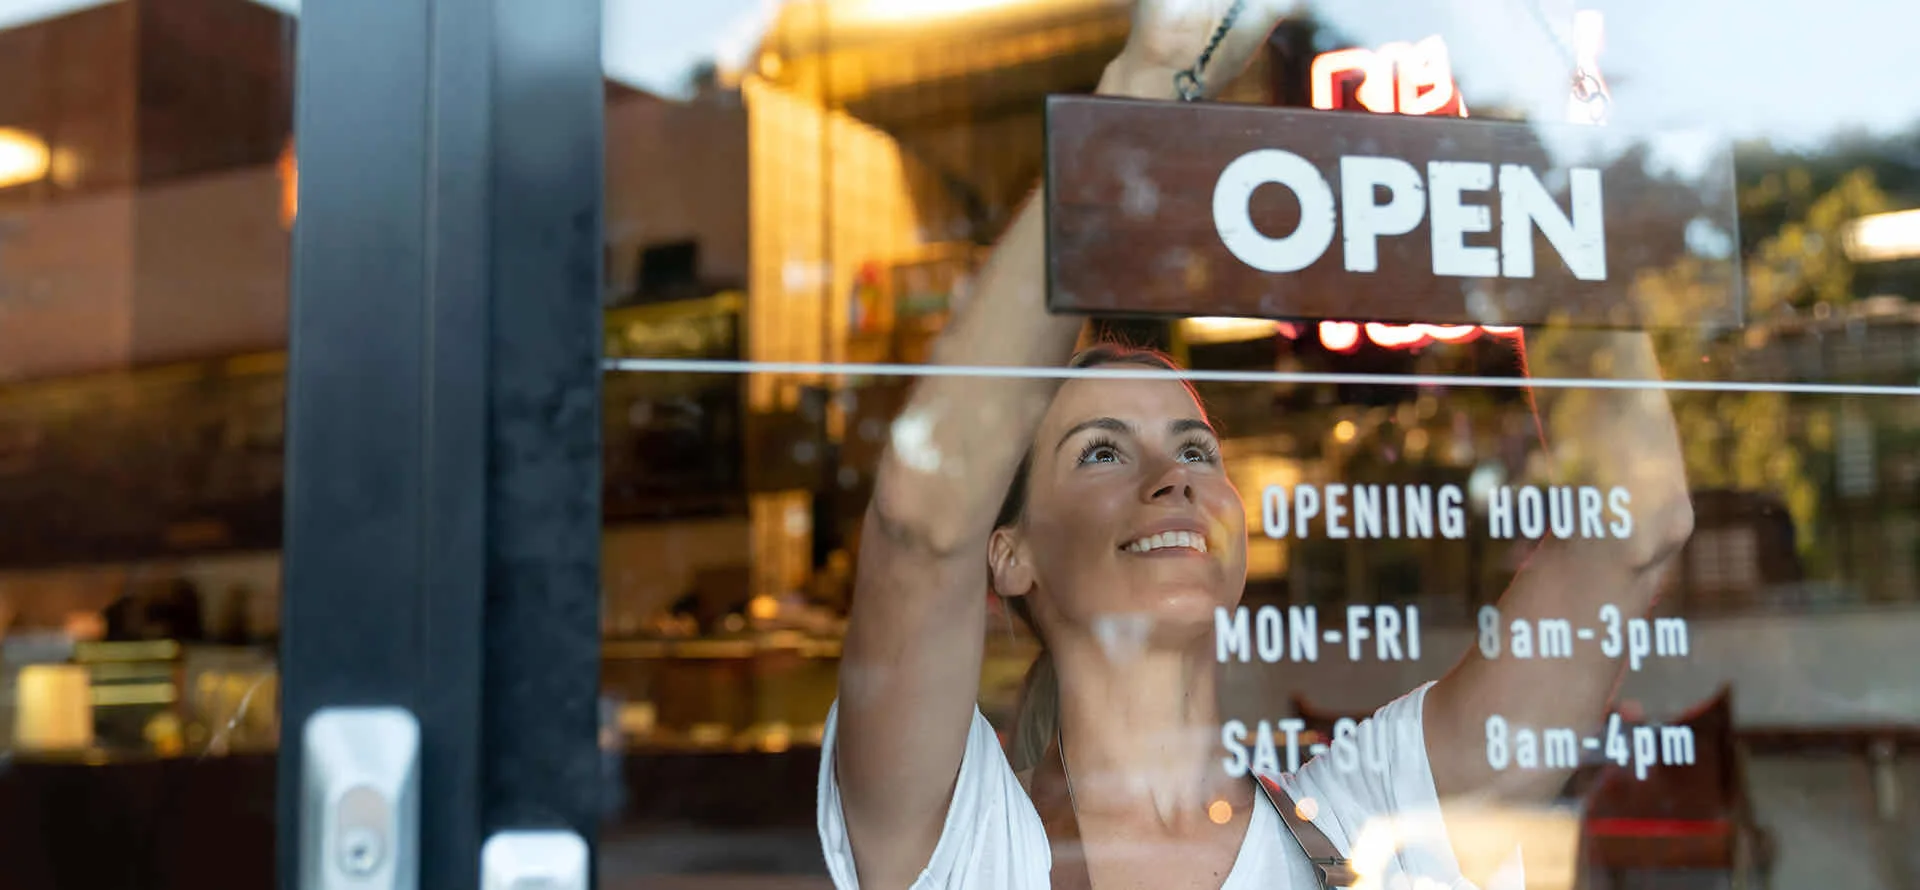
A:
[338,827,385,877]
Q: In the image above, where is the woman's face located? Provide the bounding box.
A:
[993,371,1248,649]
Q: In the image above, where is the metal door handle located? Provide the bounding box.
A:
[300,707,421,889]
[481,830,589,890]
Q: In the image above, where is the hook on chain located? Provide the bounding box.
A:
[1173,0,1247,102]
[1174,70,1203,102]
[1570,70,1611,123]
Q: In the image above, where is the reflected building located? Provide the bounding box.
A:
[1,1,1918,888]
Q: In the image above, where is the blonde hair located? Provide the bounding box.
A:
[994,343,1197,772]
[1003,596,1058,773]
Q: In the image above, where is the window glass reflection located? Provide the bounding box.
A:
[597,0,1920,887]
[0,0,291,886]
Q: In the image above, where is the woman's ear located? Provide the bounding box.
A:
[988,526,1036,599]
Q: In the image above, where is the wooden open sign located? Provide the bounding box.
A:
[1043,96,1742,329]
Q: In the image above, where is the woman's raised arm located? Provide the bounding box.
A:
[1424,329,1695,805]
[832,148,1082,890]
[831,3,1284,884]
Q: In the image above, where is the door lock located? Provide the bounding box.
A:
[300,708,420,889]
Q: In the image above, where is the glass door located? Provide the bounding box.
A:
[594,2,1920,889]
[0,1,293,886]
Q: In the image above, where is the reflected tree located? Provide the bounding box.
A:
[1533,164,1892,577]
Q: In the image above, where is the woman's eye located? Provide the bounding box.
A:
[1179,444,1214,463]
[1079,444,1119,464]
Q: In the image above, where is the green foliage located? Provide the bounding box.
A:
[1744,169,1890,317]
[1654,163,1892,565]
[1523,152,1892,570]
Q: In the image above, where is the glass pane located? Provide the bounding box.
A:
[0,1,290,886]
[600,1,1920,888]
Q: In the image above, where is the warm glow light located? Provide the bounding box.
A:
[1311,37,1464,117]
[1183,316,1279,345]
[63,611,106,641]
[48,147,83,187]
[1333,420,1357,443]
[1845,208,1920,263]
[1208,799,1233,824]
[1365,322,1427,349]
[845,0,1042,24]
[1388,37,1456,116]
[0,127,51,189]
[278,139,298,229]
[1320,321,1362,352]
[1296,321,1521,352]
[15,664,93,751]
[1311,48,1394,112]
[760,722,793,753]
[1423,324,1480,343]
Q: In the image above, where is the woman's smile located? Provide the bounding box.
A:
[1122,533,1210,555]
[1121,528,1211,556]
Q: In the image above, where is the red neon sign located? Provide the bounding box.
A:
[1310,36,1467,118]
[1300,36,1517,352]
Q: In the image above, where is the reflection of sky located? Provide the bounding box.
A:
[1312,0,1920,149]
[595,0,1920,150]
[0,0,113,30]
[3,0,1913,149]
[604,0,782,94]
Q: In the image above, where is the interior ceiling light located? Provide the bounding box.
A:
[0,127,51,189]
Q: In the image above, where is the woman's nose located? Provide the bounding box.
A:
[1145,461,1195,502]
[1150,482,1194,502]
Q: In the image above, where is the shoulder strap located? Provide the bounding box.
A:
[1255,773,1360,889]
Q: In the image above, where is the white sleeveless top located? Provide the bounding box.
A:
[816,682,1525,889]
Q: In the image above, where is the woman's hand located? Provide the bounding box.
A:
[1104,0,1290,99]
[836,6,1301,882]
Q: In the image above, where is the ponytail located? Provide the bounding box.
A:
[1007,647,1059,773]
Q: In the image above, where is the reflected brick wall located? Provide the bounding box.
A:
[605,92,748,300]
[0,0,292,381]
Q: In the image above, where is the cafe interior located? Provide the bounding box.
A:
[1,0,1917,886]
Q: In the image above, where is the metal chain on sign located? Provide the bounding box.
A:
[1517,0,1610,121]
[1173,0,1247,102]
[1571,69,1610,119]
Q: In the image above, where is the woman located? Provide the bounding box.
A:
[818,1,1694,887]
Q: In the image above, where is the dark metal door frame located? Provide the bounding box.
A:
[278,0,604,886]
